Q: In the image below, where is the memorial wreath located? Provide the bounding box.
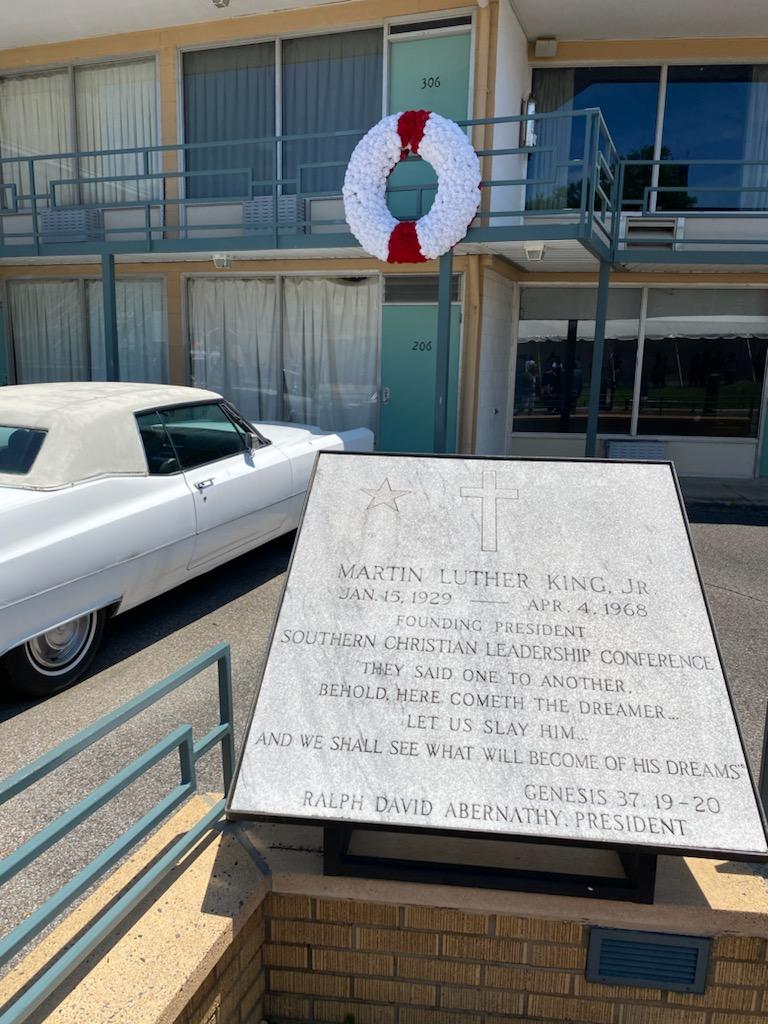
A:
[342,109,481,264]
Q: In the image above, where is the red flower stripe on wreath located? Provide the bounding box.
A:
[388,220,427,264]
[397,108,430,158]
[342,110,481,264]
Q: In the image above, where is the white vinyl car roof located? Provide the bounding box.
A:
[0,382,223,490]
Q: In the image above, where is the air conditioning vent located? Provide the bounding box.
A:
[623,215,679,250]
[242,196,306,235]
[39,207,104,244]
[586,928,711,993]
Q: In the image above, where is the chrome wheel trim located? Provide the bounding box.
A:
[25,614,98,676]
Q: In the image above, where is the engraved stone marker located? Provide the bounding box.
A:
[229,454,768,859]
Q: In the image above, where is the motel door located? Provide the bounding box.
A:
[387,25,472,219]
[379,22,470,451]
[379,301,461,453]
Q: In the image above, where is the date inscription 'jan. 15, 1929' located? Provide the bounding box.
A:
[229,454,768,858]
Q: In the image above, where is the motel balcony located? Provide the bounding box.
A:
[2,109,768,271]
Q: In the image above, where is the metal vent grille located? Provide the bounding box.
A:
[40,207,104,243]
[242,196,306,235]
[587,928,711,993]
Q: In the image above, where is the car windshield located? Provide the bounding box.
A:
[0,426,47,475]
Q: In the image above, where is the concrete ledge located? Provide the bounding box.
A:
[0,795,269,1024]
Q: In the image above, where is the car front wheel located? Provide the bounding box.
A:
[0,610,107,698]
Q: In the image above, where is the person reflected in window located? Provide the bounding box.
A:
[541,358,562,413]
[517,359,539,416]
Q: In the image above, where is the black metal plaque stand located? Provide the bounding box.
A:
[323,826,658,904]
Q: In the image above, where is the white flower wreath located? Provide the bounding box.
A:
[342,110,481,263]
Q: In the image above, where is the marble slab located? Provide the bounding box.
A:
[229,454,768,858]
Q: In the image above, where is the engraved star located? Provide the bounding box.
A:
[361,478,411,512]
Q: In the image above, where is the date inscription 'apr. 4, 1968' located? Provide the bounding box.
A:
[229,454,768,859]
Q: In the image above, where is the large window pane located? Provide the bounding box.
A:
[183,44,276,199]
[638,289,768,437]
[528,67,660,210]
[0,70,75,209]
[282,30,383,196]
[660,65,768,211]
[87,279,168,383]
[282,276,379,433]
[9,280,88,382]
[188,277,279,421]
[75,60,160,204]
[514,288,641,433]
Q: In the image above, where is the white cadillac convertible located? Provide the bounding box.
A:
[0,383,373,696]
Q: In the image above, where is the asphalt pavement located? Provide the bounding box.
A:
[0,505,766,953]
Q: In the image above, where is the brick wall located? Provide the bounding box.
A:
[259,894,768,1024]
[177,903,266,1024]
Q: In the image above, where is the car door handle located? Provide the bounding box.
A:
[195,478,215,491]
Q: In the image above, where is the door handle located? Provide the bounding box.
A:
[195,478,215,491]
[382,386,391,405]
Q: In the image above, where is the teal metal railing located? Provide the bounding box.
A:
[613,158,768,262]
[0,110,617,258]
[0,642,234,1024]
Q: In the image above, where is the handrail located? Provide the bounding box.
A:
[0,642,234,1024]
[0,110,613,255]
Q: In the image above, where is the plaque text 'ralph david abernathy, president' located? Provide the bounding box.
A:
[229,454,768,858]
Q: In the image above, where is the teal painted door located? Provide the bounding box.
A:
[387,32,472,219]
[379,303,461,453]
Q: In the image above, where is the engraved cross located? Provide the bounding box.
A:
[460,471,519,552]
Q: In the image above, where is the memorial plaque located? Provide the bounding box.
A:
[229,454,768,860]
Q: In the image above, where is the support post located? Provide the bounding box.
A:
[433,249,454,453]
[585,259,611,457]
[101,253,119,381]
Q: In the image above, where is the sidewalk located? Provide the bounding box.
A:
[679,475,768,509]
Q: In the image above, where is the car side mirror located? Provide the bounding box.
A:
[246,431,259,453]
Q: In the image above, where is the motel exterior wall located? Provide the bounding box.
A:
[0,0,767,476]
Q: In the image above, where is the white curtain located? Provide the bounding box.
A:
[75,60,160,204]
[742,66,768,210]
[9,280,87,382]
[282,276,379,433]
[0,70,76,208]
[87,279,168,383]
[188,277,279,421]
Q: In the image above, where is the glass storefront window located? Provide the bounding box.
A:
[514,288,641,433]
[638,289,768,437]
[528,67,660,210]
[660,65,768,212]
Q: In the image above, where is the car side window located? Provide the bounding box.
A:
[158,403,246,472]
[136,412,181,476]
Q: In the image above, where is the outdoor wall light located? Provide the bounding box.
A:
[211,253,233,269]
[523,242,546,262]
[211,0,231,8]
